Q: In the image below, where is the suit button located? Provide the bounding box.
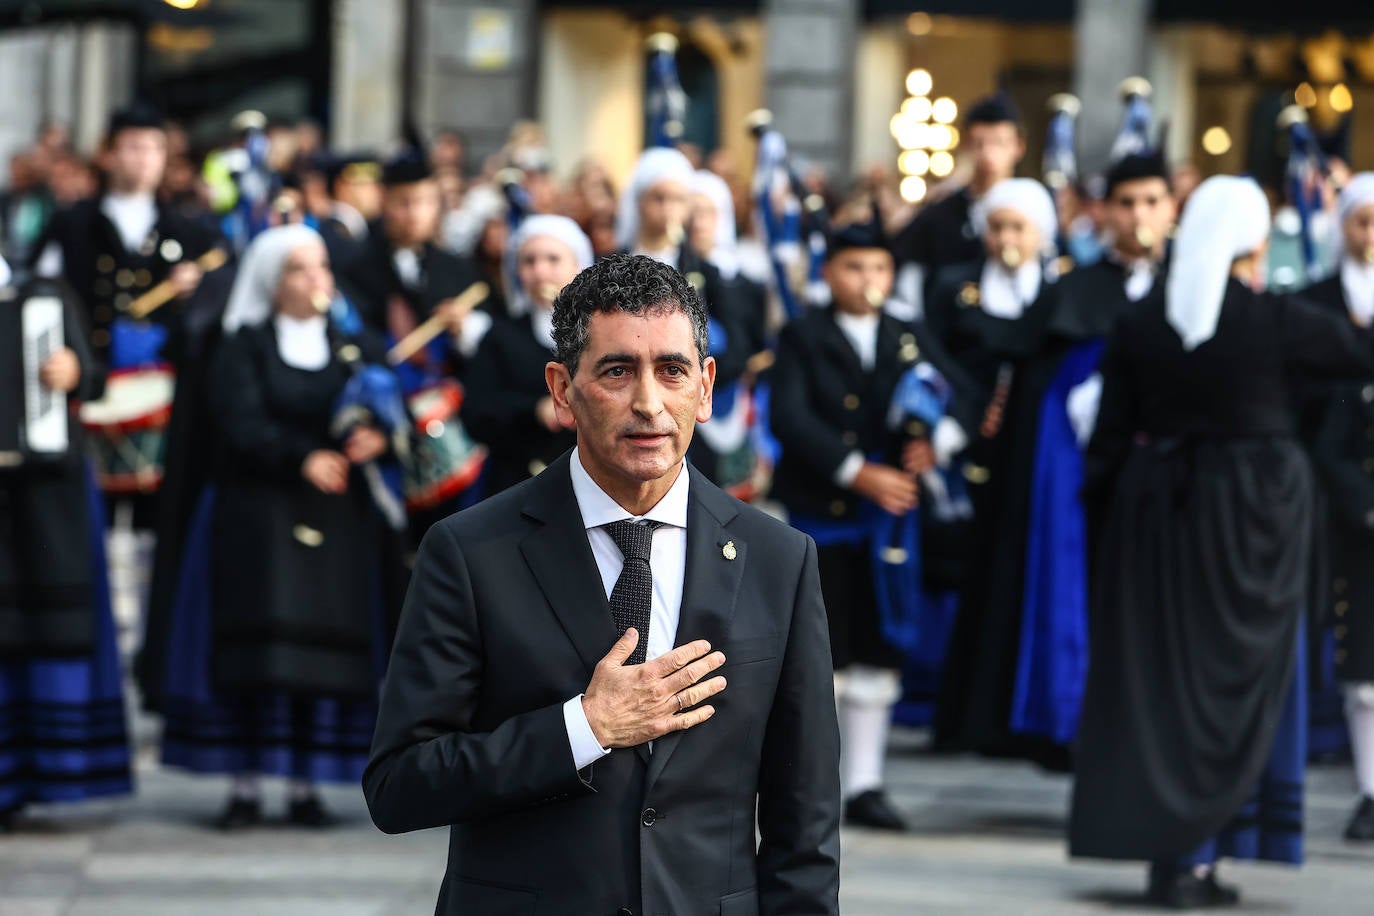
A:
[1337,600,1350,617]
[842,431,858,446]
[906,420,927,438]
[830,499,846,517]
[843,394,860,411]
[641,807,656,827]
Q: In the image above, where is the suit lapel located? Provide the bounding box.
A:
[519,454,618,679]
[645,470,744,788]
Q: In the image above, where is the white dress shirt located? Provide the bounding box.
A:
[101,192,158,253]
[273,314,331,371]
[831,310,881,489]
[1343,257,1374,327]
[562,448,691,770]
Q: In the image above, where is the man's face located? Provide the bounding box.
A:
[108,128,167,194]
[823,247,894,315]
[383,180,442,248]
[967,122,1024,187]
[336,174,383,220]
[546,309,715,488]
[1344,203,1374,264]
[984,208,1040,268]
[1106,177,1175,259]
[638,178,690,243]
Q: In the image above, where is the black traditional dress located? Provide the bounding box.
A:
[463,312,575,496]
[0,276,132,814]
[158,320,395,782]
[1069,279,1373,864]
[925,259,1062,763]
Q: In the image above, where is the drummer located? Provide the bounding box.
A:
[334,149,490,396]
[463,215,590,494]
[29,103,226,643]
[156,225,402,830]
[0,258,134,831]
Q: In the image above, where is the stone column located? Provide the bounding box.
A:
[762,0,860,181]
[331,0,407,149]
[413,0,539,167]
[1072,0,1154,175]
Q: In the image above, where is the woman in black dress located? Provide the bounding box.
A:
[925,178,1066,763]
[463,215,590,494]
[158,225,399,829]
[1305,171,1374,840]
[1070,176,1374,908]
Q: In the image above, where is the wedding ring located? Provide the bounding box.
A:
[676,694,684,712]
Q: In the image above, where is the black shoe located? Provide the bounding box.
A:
[1344,796,1374,841]
[215,797,262,831]
[0,807,20,833]
[1204,871,1241,906]
[844,789,909,832]
[1146,868,1239,910]
[287,794,337,828]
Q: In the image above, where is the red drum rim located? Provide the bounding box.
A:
[408,380,466,430]
[405,446,486,511]
[79,363,177,433]
[96,469,165,495]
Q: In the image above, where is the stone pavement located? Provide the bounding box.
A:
[2,726,1372,915]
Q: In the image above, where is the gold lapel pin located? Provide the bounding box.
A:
[722,541,737,561]
[959,282,980,307]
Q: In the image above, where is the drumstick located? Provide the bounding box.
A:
[387,282,490,366]
[127,248,230,319]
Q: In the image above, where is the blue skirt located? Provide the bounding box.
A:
[159,490,379,784]
[0,468,133,811]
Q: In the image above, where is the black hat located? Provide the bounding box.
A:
[327,153,382,186]
[825,204,889,260]
[1103,149,1171,198]
[107,102,165,137]
[964,91,1022,128]
[381,150,432,187]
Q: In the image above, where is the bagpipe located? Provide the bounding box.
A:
[1278,104,1332,284]
[746,109,830,320]
[1042,93,1080,192]
[219,111,281,253]
[645,33,687,150]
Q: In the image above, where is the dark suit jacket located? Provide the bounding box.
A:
[364,451,841,916]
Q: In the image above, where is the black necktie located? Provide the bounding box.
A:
[605,520,663,665]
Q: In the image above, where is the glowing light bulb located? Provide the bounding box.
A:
[906,69,934,98]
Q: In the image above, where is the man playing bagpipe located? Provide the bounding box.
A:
[770,210,976,831]
[1014,80,1176,751]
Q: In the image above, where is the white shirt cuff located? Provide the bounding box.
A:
[563,695,611,771]
[833,450,865,488]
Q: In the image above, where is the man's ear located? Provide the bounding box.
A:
[695,355,716,424]
[545,361,577,428]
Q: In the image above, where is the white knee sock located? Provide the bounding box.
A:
[1346,684,1374,798]
[838,666,901,799]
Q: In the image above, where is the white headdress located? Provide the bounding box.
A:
[616,147,695,251]
[1165,175,1270,350]
[222,224,325,333]
[502,214,595,317]
[689,169,739,279]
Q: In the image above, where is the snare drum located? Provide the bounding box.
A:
[403,380,486,511]
[79,365,176,494]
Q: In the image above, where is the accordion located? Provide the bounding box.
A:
[0,281,69,467]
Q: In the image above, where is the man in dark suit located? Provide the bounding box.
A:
[365,254,841,916]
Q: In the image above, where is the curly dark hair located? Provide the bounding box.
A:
[552,253,708,376]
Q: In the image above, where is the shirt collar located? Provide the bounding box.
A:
[570,447,690,531]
